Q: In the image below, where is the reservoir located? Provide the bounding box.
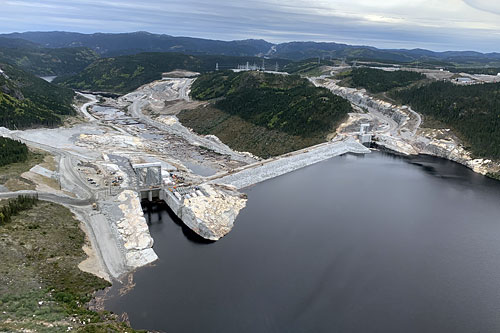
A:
[104,152,500,332]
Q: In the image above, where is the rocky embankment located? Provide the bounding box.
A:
[209,137,371,189]
[163,139,369,241]
[183,185,247,240]
[377,129,500,177]
[115,190,158,268]
[164,184,247,241]
[95,190,158,274]
[315,78,500,178]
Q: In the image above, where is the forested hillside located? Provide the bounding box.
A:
[0,31,273,57]
[0,63,75,129]
[6,31,500,66]
[55,52,290,94]
[0,38,99,76]
[390,81,500,159]
[181,71,351,157]
[0,137,28,167]
[338,68,426,93]
[283,59,336,76]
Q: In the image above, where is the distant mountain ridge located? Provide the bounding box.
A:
[2,31,500,64]
[0,36,99,76]
[1,31,273,57]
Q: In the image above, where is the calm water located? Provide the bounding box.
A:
[105,152,500,333]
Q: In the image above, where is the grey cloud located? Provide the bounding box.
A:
[1,0,500,52]
[463,0,500,15]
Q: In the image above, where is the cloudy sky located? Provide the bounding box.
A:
[1,0,500,52]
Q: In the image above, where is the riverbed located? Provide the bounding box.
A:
[104,151,500,333]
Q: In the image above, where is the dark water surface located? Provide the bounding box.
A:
[104,152,500,333]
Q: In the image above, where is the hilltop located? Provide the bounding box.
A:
[391,81,500,160]
[0,62,75,129]
[0,37,99,76]
[336,67,427,93]
[54,52,290,94]
[179,71,351,157]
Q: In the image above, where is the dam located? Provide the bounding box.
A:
[105,151,500,333]
[134,137,371,240]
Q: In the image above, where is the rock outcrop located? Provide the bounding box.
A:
[182,185,247,240]
[116,190,158,268]
[314,78,500,179]
[164,184,247,241]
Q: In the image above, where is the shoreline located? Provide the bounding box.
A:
[373,133,500,180]
[374,143,500,179]
[310,77,500,180]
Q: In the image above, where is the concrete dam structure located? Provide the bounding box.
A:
[135,138,371,240]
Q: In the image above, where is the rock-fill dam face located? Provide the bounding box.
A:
[160,184,247,241]
[134,163,248,241]
[138,138,370,241]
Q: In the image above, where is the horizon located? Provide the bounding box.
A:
[1,0,500,53]
[2,30,499,55]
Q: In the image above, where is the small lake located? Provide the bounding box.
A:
[104,152,500,333]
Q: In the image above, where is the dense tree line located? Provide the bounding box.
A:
[347,68,426,93]
[449,68,500,75]
[55,52,291,94]
[191,71,351,139]
[390,81,500,159]
[283,59,336,74]
[0,195,39,225]
[0,137,28,167]
[0,45,99,76]
[0,62,75,129]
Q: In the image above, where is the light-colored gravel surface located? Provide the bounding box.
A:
[121,79,256,165]
[210,138,370,189]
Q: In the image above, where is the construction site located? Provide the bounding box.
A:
[3,64,497,283]
[0,70,371,281]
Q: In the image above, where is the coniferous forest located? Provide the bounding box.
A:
[0,137,29,167]
[0,63,75,129]
[0,195,39,225]
[344,68,426,93]
[191,71,351,138]
[182,70,352,157]
[391,81,500,159]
